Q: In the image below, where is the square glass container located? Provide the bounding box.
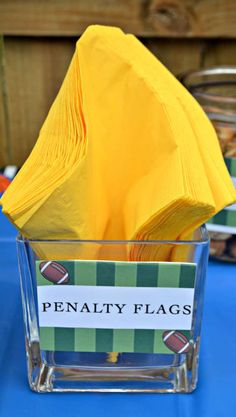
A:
[17,226,209,393]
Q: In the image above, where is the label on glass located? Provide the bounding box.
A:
[36,260,196,354]
[207,157,236,234]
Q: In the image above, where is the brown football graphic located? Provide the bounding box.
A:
[162,331,191,354]
[39,261,70,284]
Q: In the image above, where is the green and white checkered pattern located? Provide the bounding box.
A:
[225,157,236,177]
[207,157,236,228]
[207,209,236,227]
[36,261,196,354]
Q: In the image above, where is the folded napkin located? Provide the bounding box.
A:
[1,25,236,262]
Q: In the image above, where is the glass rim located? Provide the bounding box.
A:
[16,225,209,246]
[180,66,236,105]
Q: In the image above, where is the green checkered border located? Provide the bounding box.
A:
[207,157,236,227]
[36,261,196,354]
[207,209,236,227]
[225,157,236,177]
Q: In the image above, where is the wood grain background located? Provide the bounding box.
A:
[1,0,236,166]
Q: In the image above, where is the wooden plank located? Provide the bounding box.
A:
[0,36,10,166]
[202,40,236,68]
[0,0,236,38]
[3,37,75,165]
[144,39,205,76]
[146,0,236,38]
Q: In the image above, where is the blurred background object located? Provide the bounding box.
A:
[181,67,236,262]
[0,166,18,195]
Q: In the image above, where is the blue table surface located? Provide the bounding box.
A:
[0,211,236,417]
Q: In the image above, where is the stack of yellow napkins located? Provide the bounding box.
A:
[1,25,236,261]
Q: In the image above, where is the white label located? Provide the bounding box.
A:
[207,223,236,234]
[37,285,194,330]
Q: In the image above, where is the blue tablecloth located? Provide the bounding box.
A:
[0,211,235,417]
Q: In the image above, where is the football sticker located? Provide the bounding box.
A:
[39,261,70,284]
[162,330,191,354]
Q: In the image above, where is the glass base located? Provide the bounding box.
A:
[26,339,200,393]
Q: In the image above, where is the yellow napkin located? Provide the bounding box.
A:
[1,25,236,262]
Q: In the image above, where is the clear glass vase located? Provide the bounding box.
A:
[181,67,236,262]
[17,226,209,393]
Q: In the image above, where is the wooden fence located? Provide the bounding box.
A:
[1,0,236,166]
